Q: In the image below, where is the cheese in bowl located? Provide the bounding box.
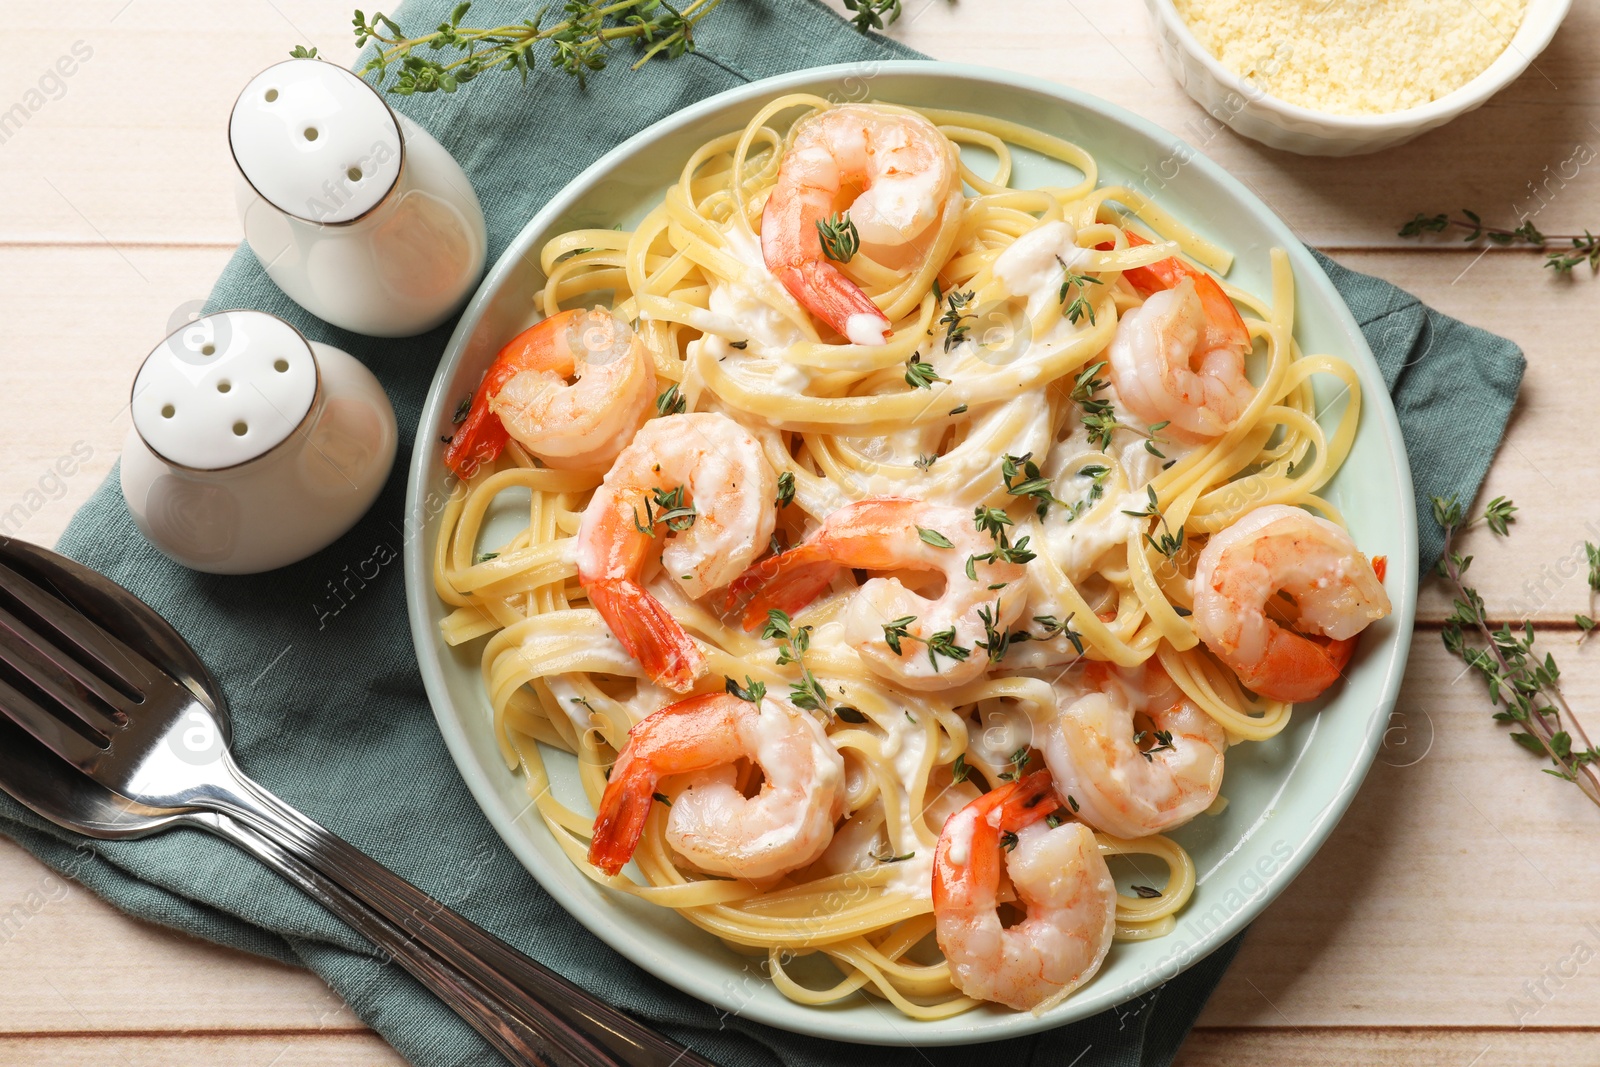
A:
[1171,0,1527,116]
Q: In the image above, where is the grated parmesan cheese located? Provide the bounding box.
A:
[1172,0,1528,116]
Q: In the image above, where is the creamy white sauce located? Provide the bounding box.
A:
[691,225,807,355]
[993,220,1093,321]
[846,312,888,346]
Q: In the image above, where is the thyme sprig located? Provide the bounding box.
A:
[904,353,948,390]
[760,609,847,720]
[816,212,860,263]
[1121,485,1184,561]
[1399,210,1600,274]
[1058,259,1102,326]
[342,0,726,95]
[1068,361,1169,457]
[1576,543,1600,644]
[966,506,1037,578]
[1063,464,1111,524]
[938,288,976,353]
[1431,494,1600,807]
[655,382,686,416]
[997,745,1030,782]
[632,484,696,533]
[1002,452,1066,519]
[841,0,904,32]
[879,614,970,670]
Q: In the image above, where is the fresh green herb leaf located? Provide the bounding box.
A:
[656,382,687,417]
[725,675,766,704]
[905,353,948,389]
[349,0,722,97]
[816,212,860,263]
[775,471,796,508]
[841,0,904,33]
[917,526,955,549]
[882,615,917,655]
[939,289,976,352]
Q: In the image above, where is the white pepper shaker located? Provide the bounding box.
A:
[120,310,398,574]
[230,59,487,338]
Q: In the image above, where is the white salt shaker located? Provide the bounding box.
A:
[120,310,398,574]
[230,59,487,338]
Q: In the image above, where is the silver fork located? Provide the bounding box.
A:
[0,538,713,1067]
[0,708,561,1066]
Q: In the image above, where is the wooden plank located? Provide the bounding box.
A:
[5,1,1598,247]
[828,0,1600,248]
[1177,1027,1600,1067]
[1331,250,1597,624]
[0,1,358,245]
[0,245,237,547]
[0,1032,407,1066]
[1198,634,1600,1027]
[0,838,364,1034]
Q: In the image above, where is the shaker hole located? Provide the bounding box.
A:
[201,343,216,356]
[303,127,319,141]
[273,358,290,373]
[347,166,363,182]
[232,421,249,437]
[161,404,176,419]
[217,380,232,394]
[264,88,279,102]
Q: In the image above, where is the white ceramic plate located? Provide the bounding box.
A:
[404,63,1418,1045]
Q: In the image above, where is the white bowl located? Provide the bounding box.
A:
[1143,0,1573,156]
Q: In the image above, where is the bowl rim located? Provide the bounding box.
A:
[403,59,1420,1045]
[1144,0,1573,131]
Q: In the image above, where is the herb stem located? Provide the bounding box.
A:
[1437,513,1600,808]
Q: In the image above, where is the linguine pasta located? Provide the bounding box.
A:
[433,94,1365,1018]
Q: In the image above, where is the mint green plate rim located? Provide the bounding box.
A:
[403,61,1419,1046]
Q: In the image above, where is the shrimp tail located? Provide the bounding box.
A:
[762,194,891,345]
[723,541,841,631]
[444,377,511,478]
[588,755,654,876]
[792,260,891,345]
[1113,229,1249,353]
[586,578,706,692]
[933,771,1058,908]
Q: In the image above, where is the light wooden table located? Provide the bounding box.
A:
[2,1,1598,1064]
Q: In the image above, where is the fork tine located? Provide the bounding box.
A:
[0,670,109,772]
[0,601,136,729]
[0,560,166,697]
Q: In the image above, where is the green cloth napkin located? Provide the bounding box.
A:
[0,2,1522,1065]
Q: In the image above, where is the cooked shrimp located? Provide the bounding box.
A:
[445,307,656,477]
[578,412,778,691]
[729,499,1028,690]
[1042,662,1226,839]
[932,771,1116,1011]
[761,104,959,346]
[1106,230,1254,443]
[1192,504,1391,703]
[587,692,845,880]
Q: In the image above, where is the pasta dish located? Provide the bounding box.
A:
[431,95,1392,1017]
